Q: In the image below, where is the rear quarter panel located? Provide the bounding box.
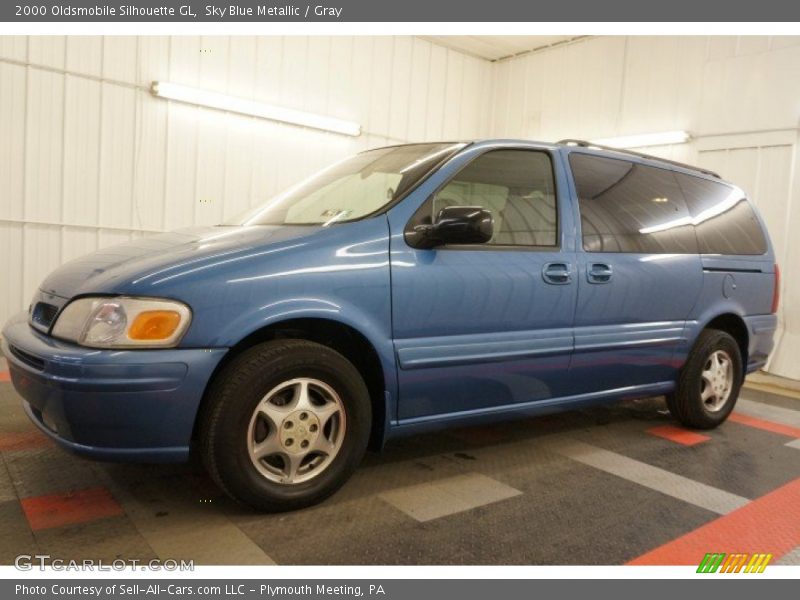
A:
[682,170,778,360]
[684,255,776,370]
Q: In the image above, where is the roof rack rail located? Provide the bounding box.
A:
[557,139,721,179]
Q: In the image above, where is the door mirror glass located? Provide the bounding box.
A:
[412,206,494,249]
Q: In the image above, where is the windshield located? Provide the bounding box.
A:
[227,143,466,226]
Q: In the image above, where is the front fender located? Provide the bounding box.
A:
[216,299,399,448]
[162,217,398,432]
[221,297,396,376]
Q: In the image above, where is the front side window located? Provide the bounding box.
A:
[228,143,465,226]
[570,153,698,254]
[411,149,558,247]
[674,172,767,255]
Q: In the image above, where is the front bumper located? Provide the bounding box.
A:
[1,312,227,462]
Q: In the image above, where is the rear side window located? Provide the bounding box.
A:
[674,172,767,255]
[570,153,698,254]
[420,149,558,247]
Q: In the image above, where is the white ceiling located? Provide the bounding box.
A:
[418,36,585,61]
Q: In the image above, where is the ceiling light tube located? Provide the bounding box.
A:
[151,81,361,137]
[591,130,691,149]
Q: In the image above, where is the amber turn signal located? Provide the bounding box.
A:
[128,310,182,340]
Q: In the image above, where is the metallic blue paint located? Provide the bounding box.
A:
[2,313,226,461]
[388,143,580,421]
[395,326,573,369]
[743,314,779,372]
[393,381,677,434]
[1,139,779,461]
[568,253,704,394]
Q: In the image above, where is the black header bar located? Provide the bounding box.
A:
[4,0,800,22]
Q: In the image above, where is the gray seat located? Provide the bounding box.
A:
[494,192,557,246]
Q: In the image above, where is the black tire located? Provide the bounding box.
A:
[199,339,371,511]
[667,328,743,429]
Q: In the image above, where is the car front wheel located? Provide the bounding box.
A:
[199,339,371,511]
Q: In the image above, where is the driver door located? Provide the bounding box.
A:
[389,148,578,423]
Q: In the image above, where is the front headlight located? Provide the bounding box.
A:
[51,297,192,348]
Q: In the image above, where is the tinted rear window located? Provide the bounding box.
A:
[674,172,767,255]
[569,153,697,254]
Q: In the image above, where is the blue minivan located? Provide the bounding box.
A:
[2,139,779,510]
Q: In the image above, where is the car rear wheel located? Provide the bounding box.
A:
[199,339,371,511]
[667,329,743,429]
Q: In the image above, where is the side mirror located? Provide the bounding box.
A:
[411,206,494,249]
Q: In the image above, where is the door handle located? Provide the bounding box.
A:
[542,262,572,285]
[587,263,613,284]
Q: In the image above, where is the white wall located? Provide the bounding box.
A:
[490,35,800,379]
[0,35,493,328]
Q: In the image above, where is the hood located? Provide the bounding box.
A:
[39,225,323,300]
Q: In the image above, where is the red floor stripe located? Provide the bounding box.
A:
[0,430,52,451]
[21,486,124,531]
[0,371,10,382]
[628,477,800,565]
[729,412,800,439]
[647,425,710,446]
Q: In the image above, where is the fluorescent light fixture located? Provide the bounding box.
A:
[591,130,691,149]
[151,81,361,137]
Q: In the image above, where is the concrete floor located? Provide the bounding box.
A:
[1,355,799,566]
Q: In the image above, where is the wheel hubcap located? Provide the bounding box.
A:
[279,410,320,453]
[700,349,734,412]
[247,378,346,485]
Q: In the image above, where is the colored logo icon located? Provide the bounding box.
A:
[697,553,773,573]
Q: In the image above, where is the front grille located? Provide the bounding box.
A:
[31,301,59,331]
[9,345,45,371]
